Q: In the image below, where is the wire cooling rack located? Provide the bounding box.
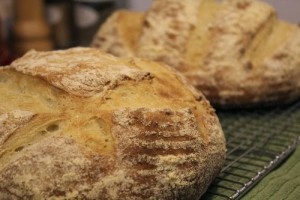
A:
[201,100,300,200]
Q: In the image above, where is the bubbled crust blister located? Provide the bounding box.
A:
[92,0,300,108]
[0,48,225,199]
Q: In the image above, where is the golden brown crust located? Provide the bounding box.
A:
[10,48,153,97]
[92,10,144,57]
[0,110,35,146]
[93,0,300,108]
[136,0,202,69]
[0,48,225,199]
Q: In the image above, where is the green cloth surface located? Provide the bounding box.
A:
[243,146,300,200]
[202,104,300,200]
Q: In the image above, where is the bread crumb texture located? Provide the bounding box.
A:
[0,47,225,199]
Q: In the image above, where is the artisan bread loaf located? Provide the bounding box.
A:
[0,48,226,199]
[92,0,300,108]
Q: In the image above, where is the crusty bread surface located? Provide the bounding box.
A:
[92,0,300,108]
[0,47,226,199]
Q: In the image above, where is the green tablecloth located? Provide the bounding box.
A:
[243,146,300,199]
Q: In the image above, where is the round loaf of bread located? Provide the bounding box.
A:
[92,0,300,108]
[0,48,226,199]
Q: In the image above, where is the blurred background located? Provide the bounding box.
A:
[0,0,300,66]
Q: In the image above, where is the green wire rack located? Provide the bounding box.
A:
[201,100,300,200]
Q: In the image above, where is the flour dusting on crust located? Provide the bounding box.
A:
[0,47,226,199]
[0,110,35,146]
[110,107,215,199]
[11,48,152,97]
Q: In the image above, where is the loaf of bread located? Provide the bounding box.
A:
[0,48,226,199]
[92,0,300,108]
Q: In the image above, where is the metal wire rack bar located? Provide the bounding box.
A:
[201,100,300,200]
